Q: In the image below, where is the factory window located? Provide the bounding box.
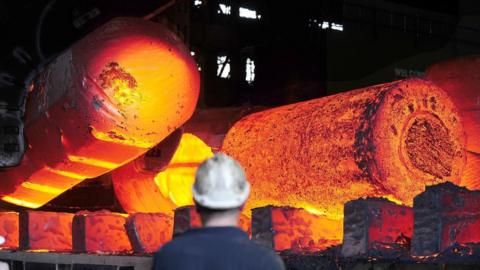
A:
[194,0,202,7]
[331,23,344,31]
[307,18,318,27]
[217,56,231,78]
[245,58,255,84]
[311,20,344,31]
[239,7,261,19]
[218,4,231,15]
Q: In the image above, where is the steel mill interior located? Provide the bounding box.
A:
[0,0,479,269]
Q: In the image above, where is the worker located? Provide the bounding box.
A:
[153,153,285,270]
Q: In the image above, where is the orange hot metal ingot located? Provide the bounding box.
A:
[252,206,342,252]
[20,211,73,252]
[126,213,173,254]
[0,17,199,209]
[112,133,214,213]
[341,198,413,257]
[223,78,466,219]
[73,211,132,254]
[426,56,480,153]
[0,212,19,250]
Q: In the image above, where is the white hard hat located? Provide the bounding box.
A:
[192,153,250,209]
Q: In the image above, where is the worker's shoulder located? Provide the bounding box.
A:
[155,234,285,270]
[214,236,285,269]
[247,242,285,269]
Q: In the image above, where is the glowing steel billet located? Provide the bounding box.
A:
[73,211,132,254]
[222,78,465,219]
[19,211,74,252]
[0,17,199,208]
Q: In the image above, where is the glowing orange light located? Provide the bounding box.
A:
[154,133,214,207]
[67,155,119,170]
[112,133,214,213]
[99,62,142,108]
[274,210,341,252]
[45,167,85,180]
[254,206,342,252]
[1,196,41,209]
[0,17,200,208]
[20,182,63,195]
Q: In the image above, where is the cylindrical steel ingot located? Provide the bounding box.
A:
[222,78,465,218]
[0,17,199,208]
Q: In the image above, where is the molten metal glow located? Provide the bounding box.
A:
[154,133,214,207]
[99,62,142,108]
[26,249,51,253]
[112,108,264,214]
[0,17,200,208]
[90,129,153,149]
[1,196,41,209]
[300,203,342,220]
[45,167,85,180]
[20,182,63,195]
[222,78,465,220]
[67,155,119,170]
[254,206,342,251]
[112,133,213,213]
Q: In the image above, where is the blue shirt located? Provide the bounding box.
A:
[153,226,285,270]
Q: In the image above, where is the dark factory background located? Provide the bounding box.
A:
[0,0,479,212]
[2,0,479,109]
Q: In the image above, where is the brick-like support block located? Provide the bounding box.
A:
[341,198,413,257]
[412,182,480,256]
[126,213,173,253]
[173,206,251,236]
[73,211,132,254]
[252,205,342,252]
[0,212,19,249]
[20,210,73,251]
